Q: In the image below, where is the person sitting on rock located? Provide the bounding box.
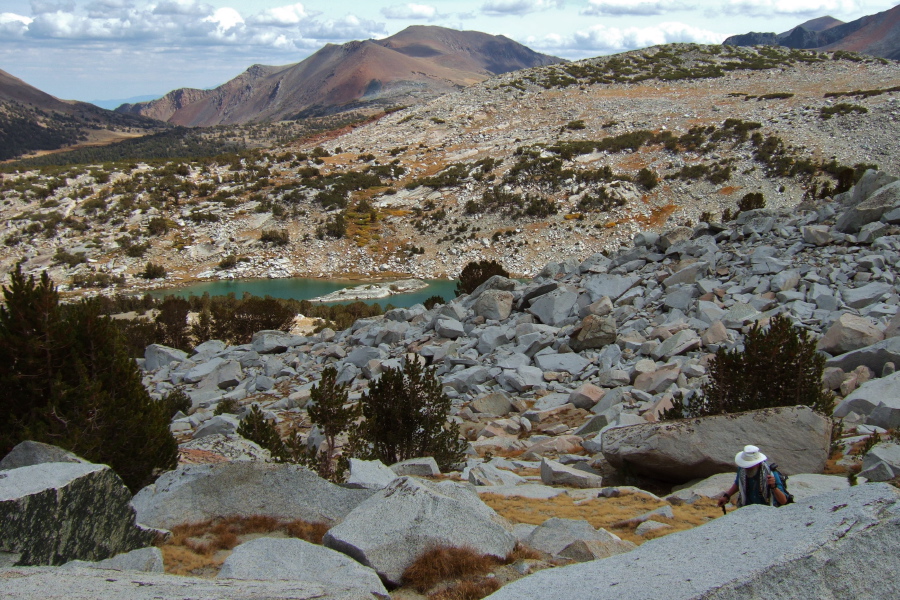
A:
[716,445,788,508]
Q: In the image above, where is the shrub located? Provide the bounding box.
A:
[260,229,289,246]
[663,315,834,419]
[214,397,238,415]
[635,167,658,190]
[217,255,238,270]
[142,261,167,279]
[236,405,289,459]
[456,260,510,296]
[737,192,765,212]
[423,295,445,310]
[147,217,170,236]
[348,359,467,471]
[0,268,177,491]
[820,103,868,120]
[565,119,586,130]
[162,388,192,417]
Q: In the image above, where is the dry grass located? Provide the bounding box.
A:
[482,492,722,545]
[402,546,501,592]
[159,515,329,577]
[429,578,503,600]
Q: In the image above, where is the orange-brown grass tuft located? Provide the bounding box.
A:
[402,545,502,592]
[429,578,503,600]
[503,542,541,563]
[482,492,722,545]
[160,515,330,577]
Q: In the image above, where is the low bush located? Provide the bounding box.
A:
[142,261,167,279]
[402,545,500,592]
[260,229,290,246]
[456,260,509,296]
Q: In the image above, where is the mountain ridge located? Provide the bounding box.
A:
[725,5,900,58]
[115,25,562,127]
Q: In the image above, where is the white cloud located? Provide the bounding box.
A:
[722,0,865,17]
[531,21,728,54]
[482,0,563,16]
[250,3,311,27]
[581,0,691,17]
[203,7,243,32]
[381,3,439,20]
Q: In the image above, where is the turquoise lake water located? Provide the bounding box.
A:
[150,278,459,309]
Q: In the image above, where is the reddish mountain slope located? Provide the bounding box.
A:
[117,26,562,127]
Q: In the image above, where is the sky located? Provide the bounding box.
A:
[0,0,896,102]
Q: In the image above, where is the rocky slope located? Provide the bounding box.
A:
[116,26,562,127]
[2,44,897,289]
[725,4,900,59]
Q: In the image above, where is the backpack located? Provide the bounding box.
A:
[768,463,795,505]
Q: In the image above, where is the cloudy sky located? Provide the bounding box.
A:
[0,0,896,102]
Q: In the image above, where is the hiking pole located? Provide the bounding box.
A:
[721,504,727,516]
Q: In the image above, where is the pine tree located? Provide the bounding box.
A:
[348,359,466,470]
[455,260,509,296]
[0,267,177,492]
[307,366,358,479]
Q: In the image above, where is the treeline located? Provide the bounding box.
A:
[4,127,244,170]
[101,293,387,356]
[0,102,86,161]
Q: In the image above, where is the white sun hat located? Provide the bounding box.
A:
[735,445,767,468]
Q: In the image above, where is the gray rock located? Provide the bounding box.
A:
[251,330,305,354]
[532,392,570,412]
[721,303,761,329]
[193,414,240,439]
[477,326,513,355]
[132,462,372,529]
[569,315,616,352]
[469,464,527,486]
[474,290,514,321]
[183,357,226,384]
[601,406,832,483]
[540,458,602,488]
[663,286,698,312]
[557,537,637,562]
[651,329,700,360]
[435,317,466,339]
[63,547,164,573]
[818,313,884,355]
[583,274,641,302]
[826,337,900,374]
[0,462,159,566]
[218,537,388,597]
[525,518,630,557]
[503,365,546,392]
[843,282,893,309]
[471,391,514,415]
[144,344,188,371]
[663,263,706,289]
[345,347,383,368]
[323,477,516,585]
[390,456,441,477]
[534,353,590,375]
[192,339,226,359]
[346,459,399,490]
[634,520,672,536]
[861,443,900,480]
[203,360,243,390]
[834,371,900,429]
[0,441,87,471]
[528,289,578,327]
[469,275,517,300]
[179,434,270,462]
[485,484,900,600]
[801,225,833,246]
[859,460,895,482]
[835,180,900,233]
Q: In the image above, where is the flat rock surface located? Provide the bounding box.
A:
[0,566,375,599]
[486,484,900,600]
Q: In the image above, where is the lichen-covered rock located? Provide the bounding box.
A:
[323,477,516,585]
[0,463,160,566]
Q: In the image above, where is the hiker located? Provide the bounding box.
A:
[716,445,788,508]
